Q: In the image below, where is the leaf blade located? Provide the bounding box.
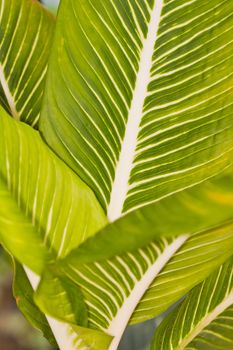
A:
[0,107,106,273]
[0,0,55,126]
[13,260,57,347]
[36,170,233,347]
[151,256,233,350]
[40,0,233,219]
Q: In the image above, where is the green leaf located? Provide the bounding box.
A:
[45,228,233,350]
[37,171,233,349]
[151,256,233,350]
[70,325,113,350]
[0,0,55,127]
[13,260,57,347]
[0,107,107,274]
[34,266,88,326]
[40,0,233,221]
[131,224,232,324]
[0,108,107,349]
[62,170,233,264]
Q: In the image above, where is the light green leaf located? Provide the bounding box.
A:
[37,171,233,349]
[131,224,232,324]
[34,266,88,326]
[0,107,106,273]
[0,0,55,127]
[40,0,233,221]
[151,256,233,350]
[2,1,233,349]
[48,229,233,350]
[13,260,57,347]
[71,325,113,350]
[61,170,233,264]
[26,264,112,350]
[0,108,108,349]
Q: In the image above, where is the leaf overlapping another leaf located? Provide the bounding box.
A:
[0,108,108,349]
[36,170,233,349]
[1,0,233,349]
[0,108,106,273]
[40,0,233,221]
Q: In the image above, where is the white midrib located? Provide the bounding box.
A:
[176,290,233,350]
[107,0,164,222]
[24,267,77,350]
[0,64,19,119]
[107,235,188,350]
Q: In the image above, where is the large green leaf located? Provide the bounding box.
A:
[0,0,54,127]
[37,3,233,347]
[40,0,233,220]
[2,2,233,350]
[0,108,106,273]
[34,267,113,349]
[3,104,233,350]
[151,256,233,350]
[36,170,233,350]
[0,108,107,349]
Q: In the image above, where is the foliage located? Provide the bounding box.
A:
[0,0,233,349]
[0,248,54,350]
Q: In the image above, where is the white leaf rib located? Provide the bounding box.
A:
[156,11,233,66]
[155,1,225,58]
[108,0,141,51]
[59,68,117,175]
[176,291,233,350]
[19,67,47,115]
[81,4,134,91]
[129,141,233,190]
[60,59,119,161]
[24,267,77,350]
[48,94,109,208]
[107,0,164,221]
[77,17,129,110]
[107,235,188,350]
[144,71,233,115]
[162,0,198,20]
[57,176,74,257]
[152,25,233,76]
[2,1,23,64]
[124,160,233,213]
[141,84,233,134]
[107,259,132,293]
[139,96,233,143]
[92,0,140,62]
[125,0,144,40]
[135,0,150,22]
[85,264,123,304]
[93,263,124,302]
[69,266,118,313]
[13,11,43,94]
[156,0,226,41]
[0,64,19,119]
[86,300,112,324]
